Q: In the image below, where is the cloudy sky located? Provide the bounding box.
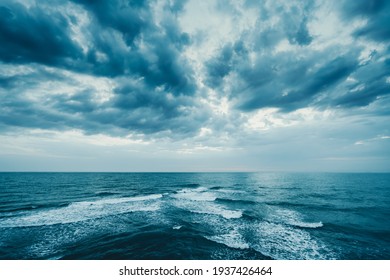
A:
[0,0,389,172]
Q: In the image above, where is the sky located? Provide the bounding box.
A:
[0,0,389,172]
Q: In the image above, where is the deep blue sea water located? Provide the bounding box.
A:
[0,172,389,260]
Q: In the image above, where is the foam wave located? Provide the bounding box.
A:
[294,221,323,229]
[191,210,332,260]
[215,189,245,194]
[250,221,329,260]
[74,194,162,206]
[172,187,217,201]
[172,199,242,219]
[268,208,323,229]
[0,194,162,228]
[192,206,243,219]
[206,230,249,250]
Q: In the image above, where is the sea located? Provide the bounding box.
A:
[0,172,389,260]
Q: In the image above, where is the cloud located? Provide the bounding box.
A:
[203,0,390,114]
[0,63,209,137]
[339,0,390,42]
[333,54,390,107]
[206,42,361,112]
[0,0,197,91]
[69,0,196,94]
[0,0,202,137]
[0,1,83,66]
[0,0,389,172]
[205,43,236,88]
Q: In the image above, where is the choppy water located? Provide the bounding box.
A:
[0,172,389,259]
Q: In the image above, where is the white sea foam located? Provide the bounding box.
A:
[172,187,217,201]
[193,209,332,260]
[268,208,323,229]
[74,194,162,206]
[215,189,245,194]
[206,230,249,249]
[193,205,243,219]
[171,187,242,219]
[0,194,162,228]
[172,199,242,219]
[250,221,329,260]
[294,221,323,228]
[172,225,182,230]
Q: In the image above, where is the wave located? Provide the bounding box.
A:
[193,212,331,259]
[0,194,162,228]
[294,221,323,229]
[205,230,249,250]
[76,194,163,205]
[267,208,323,229]
[171,187,242,219]
[172,187,217,201]
[0,202,71,214]
[215,189,245,194]
[172,198,242,219]
[191,206,243,219]
[192,207,332,259]
[250,221,330,260]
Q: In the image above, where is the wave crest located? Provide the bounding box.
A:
[0,194,162,228]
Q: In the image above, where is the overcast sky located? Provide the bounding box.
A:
[0,0,389,172]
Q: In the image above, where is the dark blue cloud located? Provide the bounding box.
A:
[340,0,390,42]
[77,0,196,95]
[0,0,196,94]
[1,0,389,139]
[204,0,389,113]
[205,38,362,112]
[0,1,82,66]
[333,54,390,107]
[234,52,359,112]
[253,1,313,48]
[72,0,150,46]
[0,67,208,136]
[0,0,201,136]
[205,44,235,88]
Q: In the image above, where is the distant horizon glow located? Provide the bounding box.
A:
[0,0,389,172]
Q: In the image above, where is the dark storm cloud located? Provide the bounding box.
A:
[210,38,388,113]
[1,0,389,139]
[104,78,207,135]
[233,50,359,112]
[0,0,196,92]
[0,0,201,136]
[0,67,91,132]
[68,0,196,94]
[0,92,70,130]
[340,0,390,42]
[0,1,82,66]
[205,43,235,88]
[72,0,150,46]
[0,66,208,136]
[204,0,390,113]
[333,53,390,108]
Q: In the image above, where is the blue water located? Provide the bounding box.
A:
[0,172,389,260]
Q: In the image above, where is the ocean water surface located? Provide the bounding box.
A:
[0,172,389,260]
